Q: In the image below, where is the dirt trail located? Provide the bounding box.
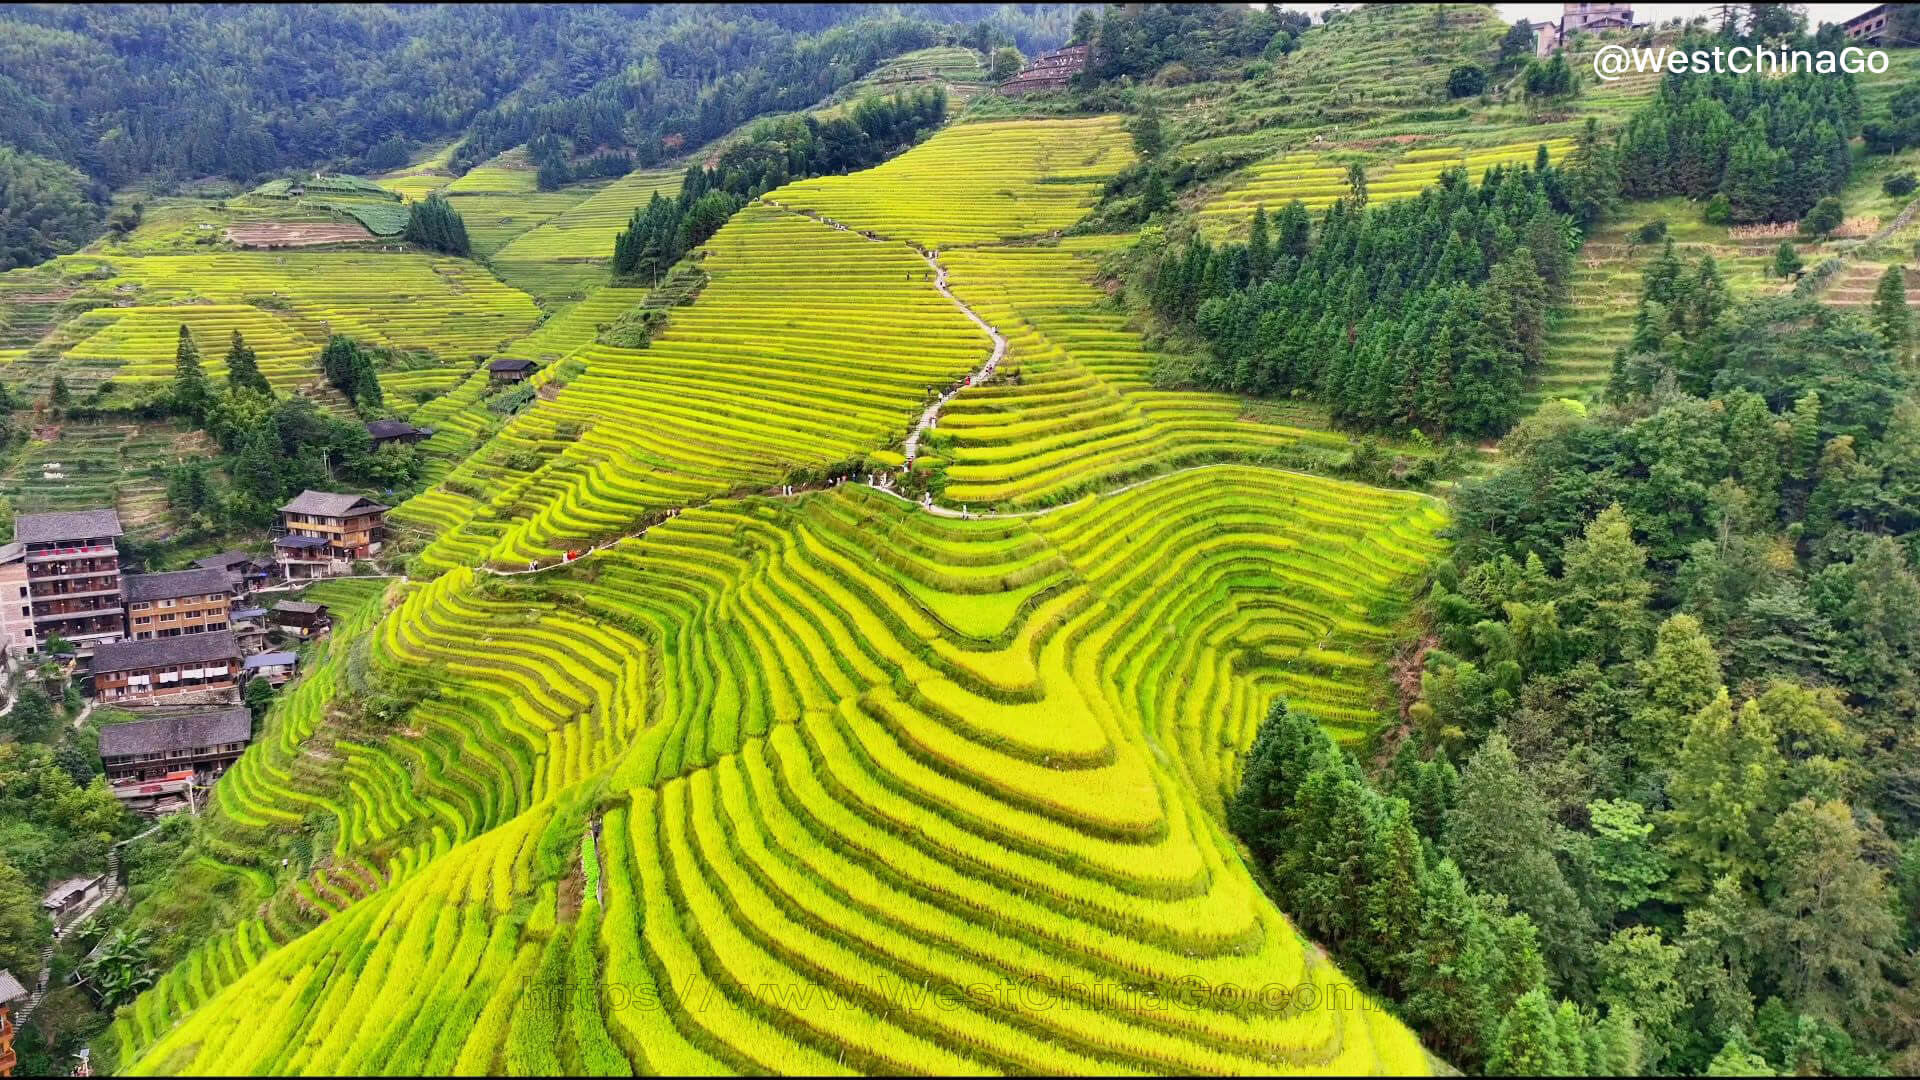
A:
[757,199,1006,464]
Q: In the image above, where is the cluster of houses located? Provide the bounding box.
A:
[997,43,1091,96]
[1528,2,1891,57]
[3,489,390,815]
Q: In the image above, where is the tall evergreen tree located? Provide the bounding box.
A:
[1760,799,1897,1021]
[173,324,212,420]
[1662,690,1785,903]
[404,194,471,256]
[1563,117,1621,228]
[1873,264,1910,356]
[224,329,271,396]
[1487,988,1568,1074]
[1772,240,1803,279]
[1446,733,1594,987]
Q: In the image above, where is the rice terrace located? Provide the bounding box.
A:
[1,2,1918,1077]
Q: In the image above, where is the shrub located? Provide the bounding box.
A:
[1156,63,1194,87]
[1885,170,1917,198]
[1633,220,1669,244]
[1802,195,1844,236]
[1773,240,1802,278]
[1447,64,1487,99]
[1702,194,1731,225]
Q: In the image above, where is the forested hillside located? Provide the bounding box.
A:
[2,1,1919,1077]
[0,3,1082,188]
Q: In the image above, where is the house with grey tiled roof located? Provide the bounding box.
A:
[7,507,126,657]
[275,491,388,579]
[89,631,240,704]
[98,706,253,800]
[366,419,435,447]
[124,567,233,642]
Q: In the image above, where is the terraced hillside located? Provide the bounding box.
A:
[834,44,990,104]
[445,188,605,258]
[403,284,650,474]
[490,168,685,304]
[60,304,321,392]
[767,117,1136,246]
[124,468,1443,1075]
[444,145,541,194]
[1197,137,1574,238]
[58,254,541,360]
[1165,3,1507,153]
[117,112,1454,1077]
[493,169,684,261]
[1529,213,1800,409]
[396,203,987,570]
[0,419,214,540]
[376,140,461,201]
[22,252,545,408]
[934,241,1353,508]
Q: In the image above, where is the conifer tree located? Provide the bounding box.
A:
[1625,615,1724,768]
[1772,240,1802,279]
[1246,206,1271,283]
[404,194,470,255]
[1872,263,1910,355]
[1276,200,1311,262]
[225,329,271,395]
[1445,733,1593,985]
[1760,798,1898,1019]
[1345,161,1368,207]
[173,324,212,420]
[1662,689,1785,903]
[319,335,382,411]
[1487,989,1567,1075]
[1563,117,1621,228]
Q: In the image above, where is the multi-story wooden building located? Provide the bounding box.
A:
[98,705,252,802]
[0,545,31,657]
[125,567,232,640]
[1845,3,1892,44]
[89,631,241,704]
[12,509,125,655]
[230,603,271,655]
[0,968,23,1076]
[1560,1,1635,34]
[274,491,389,580]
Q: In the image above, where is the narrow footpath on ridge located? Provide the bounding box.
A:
[903,246,1006,464]
[760,198,1007,465]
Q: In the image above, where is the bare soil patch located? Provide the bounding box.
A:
[225,222,374,248]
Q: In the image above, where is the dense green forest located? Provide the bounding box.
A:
[1616,54,1859,222]
[1209,11,1920,1074]
[1142,154,1575,437]
[0,3,1079,187]
[1078,2,1309,83]
[1241,278,1920,1074]
[0,146,103,271]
